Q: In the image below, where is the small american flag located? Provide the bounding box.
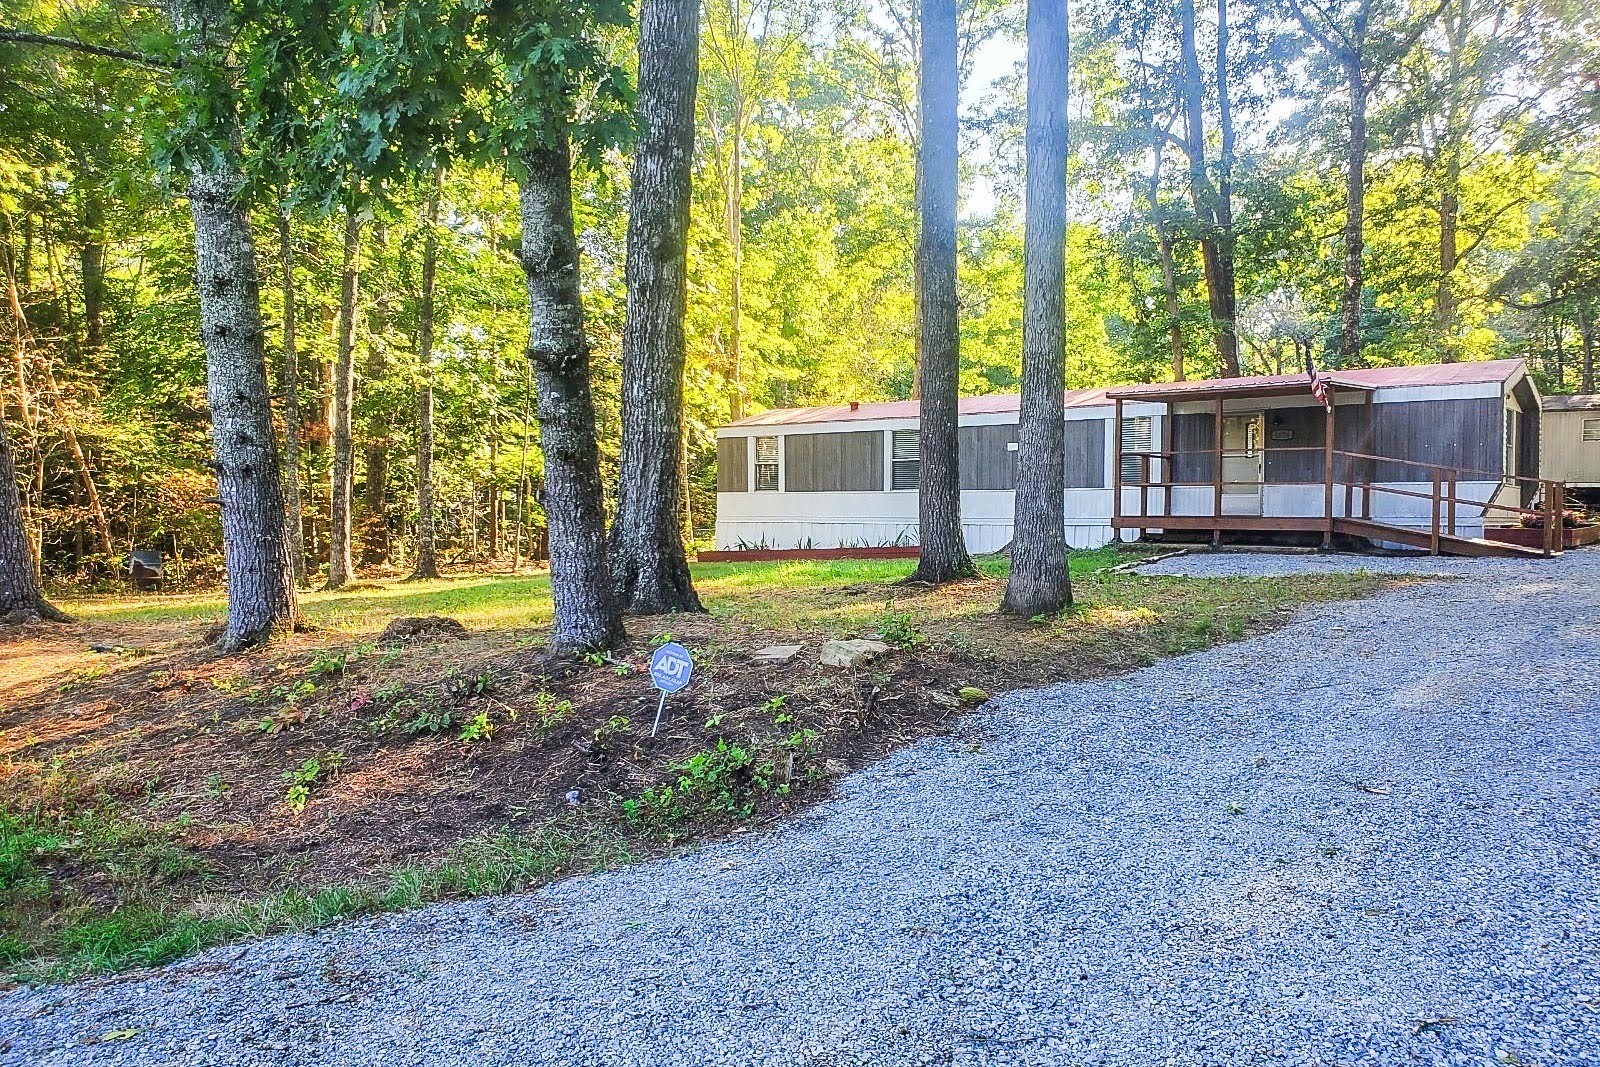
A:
[1306,353,1332,412]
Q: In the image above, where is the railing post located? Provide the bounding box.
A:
[1212,397,1223,546]
[1447,475,1456,537]
[1113,397,1123,537]
[1323,398,1335,548]
[1544,482,1560,557]
[1430,470,1442,555]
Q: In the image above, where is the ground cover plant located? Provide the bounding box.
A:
[0,550,1390,982]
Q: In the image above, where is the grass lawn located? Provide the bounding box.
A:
[2,547,1393,983]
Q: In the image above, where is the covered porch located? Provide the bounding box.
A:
[1105,375,1566,558]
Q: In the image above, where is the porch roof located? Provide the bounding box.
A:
[1104,359,1526,404]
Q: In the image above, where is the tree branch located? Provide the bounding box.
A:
[0,26,176,69]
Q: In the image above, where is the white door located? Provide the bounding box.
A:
[1221,413,1264,516]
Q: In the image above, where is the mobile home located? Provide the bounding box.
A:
[1541,394,1600,508]
[713,359,1564,559]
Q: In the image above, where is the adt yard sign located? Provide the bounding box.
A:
[648,642,694,736]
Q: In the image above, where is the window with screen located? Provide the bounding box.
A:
[754,436,780,491]
[891,429,920,490]
[1120,416,1153,484]
[1584,417,1600,443]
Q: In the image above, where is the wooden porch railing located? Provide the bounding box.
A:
[1116,445,1569,557]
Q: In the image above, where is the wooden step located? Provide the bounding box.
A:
[1332,518,1550,559]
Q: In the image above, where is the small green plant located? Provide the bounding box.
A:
[761,694,793,725]
[458,711,494,744]
[306,650,349,680]
[271,679,318,707]
[470,671,497,696]
[1225,800,1246,816]
[403,704,454,736]
[592,715,631,749]
[373,680,406,704]
[203,774,229,799]
[283,755,340,813]
[623,740,776,830]
[534,690,575,730]
[703,711,726,731]
[878,610,925,650]
[581,652,606,667]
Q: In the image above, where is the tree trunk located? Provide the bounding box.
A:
[1145,147,1185,381]
[1435,155,1460,362]
[39,360,115,566]
[1579,303,1597,394]
[0,418,68,622]
[518,139,626,653]
[326,204,361,588]
[1177,0,1238,376]
[1003,0,1072,617]
[610,0,705,615]
[487,414,501,559]
[908,0,976,585]
[275,209,307,584]
[1340,58,1368,367]
[727,57,745,423]
[1213,0,1239,374]
[410,171,442,581]
[80,188,106,350]
[362,226,390,565]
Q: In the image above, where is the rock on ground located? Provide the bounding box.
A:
[818,638,890,668]
[4,550,1598,1067]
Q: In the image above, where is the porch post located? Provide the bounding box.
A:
[1160,402,1174,520]
[1212,396,1223,545]
[1113,397,1124,540]
[1323,388,1336,548]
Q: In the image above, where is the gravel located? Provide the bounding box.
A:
[6,550,1599,1067]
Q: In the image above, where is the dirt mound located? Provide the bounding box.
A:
[380,615,470,642]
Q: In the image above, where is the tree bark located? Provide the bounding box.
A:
[184,165,300,648]
[1003,0,1072,617]
[1579,303,1596,394]
[79,187,106,350]
[610,0,705,615]
[0,417,68,622]
[1340,55,1369,366]
[909,0,977,584]
[326,204,362,588]
[409,171,442,581]
[518,139,626,653]
[166,0,299,648]
[362,226,390,566]
[1213,0,1239,373]
[1177,0,1238,375]
[275,208,307,584]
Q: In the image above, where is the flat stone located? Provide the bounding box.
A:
[819,638,890,668]
[751,644,804,666]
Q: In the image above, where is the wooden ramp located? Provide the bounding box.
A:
[1331,517,1549,559]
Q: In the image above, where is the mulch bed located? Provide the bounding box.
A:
[1,610,997,901]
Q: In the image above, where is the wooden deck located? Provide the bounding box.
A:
[1110,385,1569,560]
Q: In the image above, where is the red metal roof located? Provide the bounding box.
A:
[724,388,1117,428]
[1105,359,1526,399]
[722,360,1526,428]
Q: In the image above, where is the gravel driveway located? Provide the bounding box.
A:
[6,551,1598,1067]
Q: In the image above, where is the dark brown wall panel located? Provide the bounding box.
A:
[784,431,884,492]
[1065,419,1107,488]
[960,424,1020,490]
[717,437,748,492]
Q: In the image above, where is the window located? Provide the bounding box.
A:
[1120,416,1153,484]
[754,436,780,492]
[890,429,920,490]
[1584,417,1600,444]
